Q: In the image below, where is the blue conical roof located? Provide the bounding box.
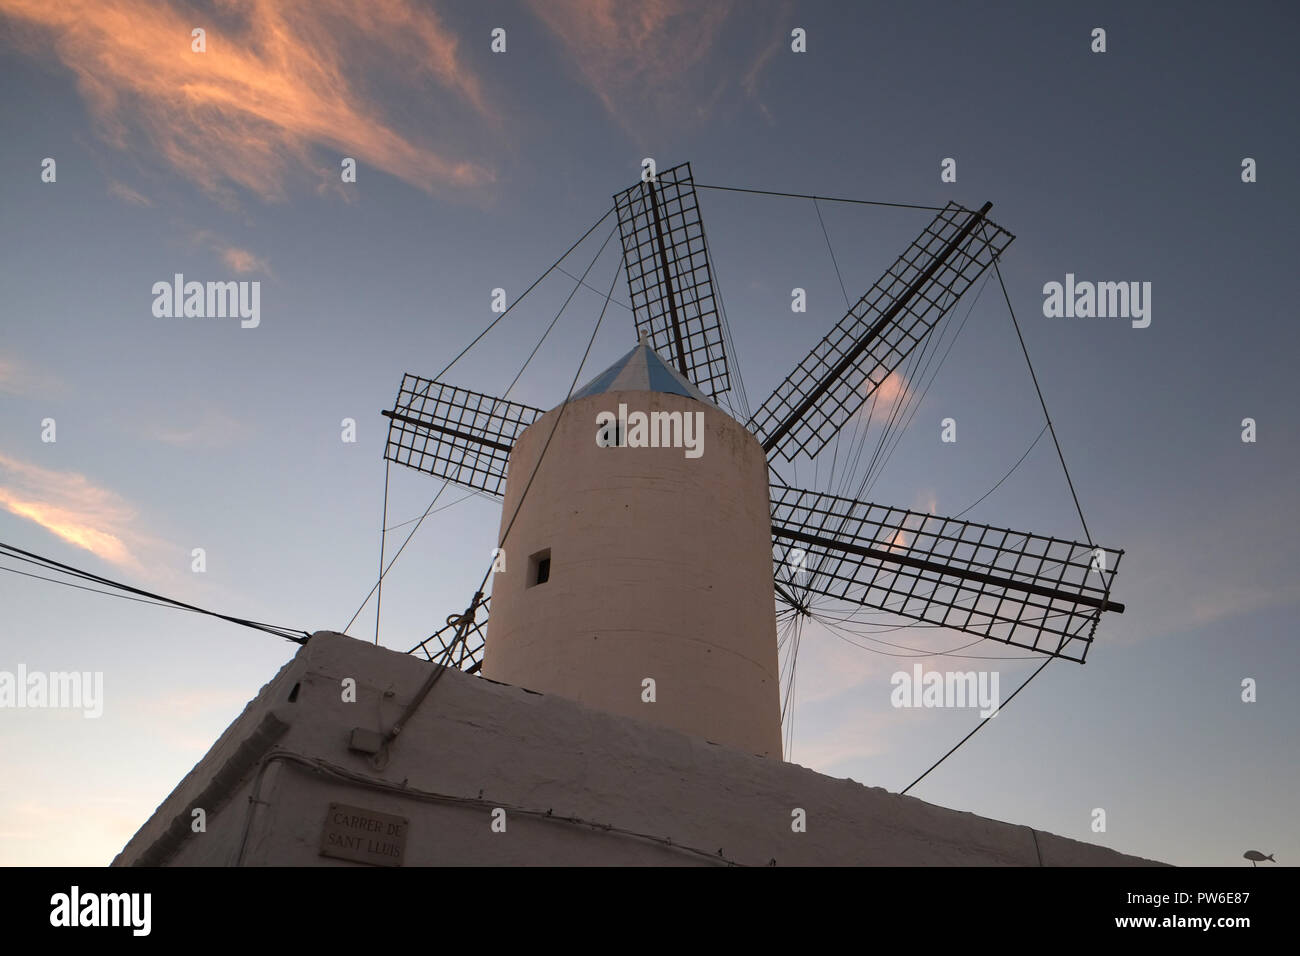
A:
[568,339,714,406]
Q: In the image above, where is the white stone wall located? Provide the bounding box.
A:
[115,633,1166,867]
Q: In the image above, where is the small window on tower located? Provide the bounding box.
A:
[528,549,551,587]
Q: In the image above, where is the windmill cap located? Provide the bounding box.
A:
[567,340,715,406]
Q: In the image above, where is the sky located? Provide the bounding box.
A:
[1,0,1297,867]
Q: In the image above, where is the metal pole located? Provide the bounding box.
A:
[763,202,994,454]
[646,178,690,375]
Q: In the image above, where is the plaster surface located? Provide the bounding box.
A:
[486,389,783,757]
[115,632,1166,867]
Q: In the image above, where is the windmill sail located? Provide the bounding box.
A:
[769,483,1123,663]
[613,162,730,400]
[382,374,543,496]
[749,202,1014,463]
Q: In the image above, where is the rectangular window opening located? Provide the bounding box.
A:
[528,549,551,587]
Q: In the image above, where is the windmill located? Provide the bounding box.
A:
[383,162,1125,757]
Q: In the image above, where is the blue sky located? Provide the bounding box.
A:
[1,0,1297,866]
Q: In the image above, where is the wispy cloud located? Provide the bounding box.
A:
[742,36,781,99]
[850,370,913,424]
[0,354,67,399]
[0,453,150,568]
[790,706,907,770]
[790,619,896,707]
[741,33,781,124]
[872,370,912,408]
[142,406,253,449]
[188,229,272,277]
[526,0,734,132]
[780,619,899,769]
[0,0,495,200]
[219,246,271,276]
[107,180,152,206]
[1088,481,1300,649]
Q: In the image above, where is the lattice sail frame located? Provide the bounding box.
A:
[408,596,490,674]
[613,162,730,400]
[769,484,1123,663]
[383,375,543,497]
[750,202,1015,463]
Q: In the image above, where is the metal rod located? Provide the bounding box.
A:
[770,523,1125,614]
[384,590,484,745]
[381,409,513,453]
[761,201,994,454]
[773,576,805,613]
[646,178,690,375]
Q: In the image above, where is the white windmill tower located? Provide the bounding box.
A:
[484,335,783,755]
[383,162,1126,759]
